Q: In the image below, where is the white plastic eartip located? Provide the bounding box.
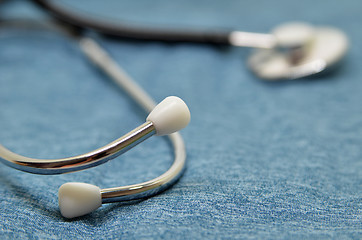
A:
[58,182,102,219]
[147,96,190,136]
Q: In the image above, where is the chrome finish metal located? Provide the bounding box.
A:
[101,133,185,203]
[78,36,187,203]
[0,122,156,174]
[0,19,187,206]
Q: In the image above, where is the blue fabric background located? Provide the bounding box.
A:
[0,0,361,239]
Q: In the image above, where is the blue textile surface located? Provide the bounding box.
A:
[0,0,361,239]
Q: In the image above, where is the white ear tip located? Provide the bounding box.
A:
[147,96,191,136]
[58,182,102,219]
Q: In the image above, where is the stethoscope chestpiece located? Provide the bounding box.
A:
[247,22,349,80]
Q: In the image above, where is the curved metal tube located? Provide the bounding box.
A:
[0,19,187,203]
[101,133,186,203]
[0,122,155,174]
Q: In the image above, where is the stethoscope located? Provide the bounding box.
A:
[32,0,349,80]
[0,0,349,219]
[0,19,190,218]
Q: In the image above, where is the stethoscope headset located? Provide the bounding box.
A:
[0,0,349,218]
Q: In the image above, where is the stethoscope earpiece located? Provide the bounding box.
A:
[59,182,102,219]
[0,17,192,218]
[1,96,190,219]
[57,96,191,218]
[147,96,191,136]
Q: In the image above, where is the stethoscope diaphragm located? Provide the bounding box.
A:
[248,22,348,80]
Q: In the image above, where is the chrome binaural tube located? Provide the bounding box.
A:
[0,122,156,174]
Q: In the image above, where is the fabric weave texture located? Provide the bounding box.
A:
[0,0,361,239]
